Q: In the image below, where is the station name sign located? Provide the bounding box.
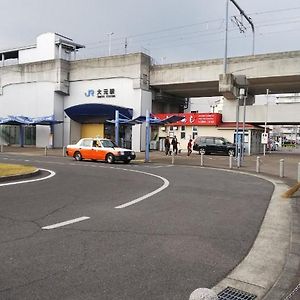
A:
[85,88,116,98]
[153,113,222,126]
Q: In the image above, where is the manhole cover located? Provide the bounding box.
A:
[218,286,257,300]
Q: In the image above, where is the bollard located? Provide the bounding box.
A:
[0,145,3,153]
[200,153,204,166]
[44,146,47,156]
[237,153,241,168]
[256,156,260,173]
[189,288,218,300]
[63,146,66,157]
[298,162,300,182]
[229,154,233,169]
[279,159,284,178]
[171,150,175,165]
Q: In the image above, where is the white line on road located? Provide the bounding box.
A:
[0,168,55,187]
[42,216,90,230]
[115,169,169,209]
[0,158,170,209]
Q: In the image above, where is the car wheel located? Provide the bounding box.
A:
[199,148,206,155]
[106,153,115,164]
[74,151,82,161]
[123,159,131,164]
[228,149,235,156]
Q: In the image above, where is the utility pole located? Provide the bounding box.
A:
[263,88,269,156]
[124,37,128,54]
[223,0,255,73]
[107,32,114,56]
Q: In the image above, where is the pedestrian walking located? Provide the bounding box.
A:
[164,136,170,155]
[187,139,193,156]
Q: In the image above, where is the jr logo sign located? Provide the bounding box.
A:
[85,90,95,97]
[84,88,116,98]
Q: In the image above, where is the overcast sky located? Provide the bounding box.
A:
[1,0,300,64]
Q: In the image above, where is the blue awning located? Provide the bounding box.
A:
[107,114,184,125]
[0,115,63,125]
[65,103,133,124]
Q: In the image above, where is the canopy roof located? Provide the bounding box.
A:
[65,103,133,123]
[0,115,63,125]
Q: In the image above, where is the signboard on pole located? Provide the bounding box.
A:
[261,133,268,144]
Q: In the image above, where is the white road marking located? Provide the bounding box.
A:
[0,168,55,187]
[115,169,169,209]
[0,158,170,209]
[42,216,90,230]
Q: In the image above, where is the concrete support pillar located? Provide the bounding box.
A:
[19,126,25,147]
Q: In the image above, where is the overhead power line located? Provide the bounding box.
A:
[78,5,300,59]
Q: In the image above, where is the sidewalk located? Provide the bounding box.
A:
[1,146,299,299]
[2,146,300,185]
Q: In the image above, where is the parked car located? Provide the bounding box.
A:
[66,138,136,164]
[193,136,235,156]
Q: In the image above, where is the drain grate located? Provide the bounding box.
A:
[217,286,257,300]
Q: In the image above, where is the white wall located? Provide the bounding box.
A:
[70,120,81,144]
[36,125,51,147]
[135,89,152,151]
[66,78,138,109]
[0,82,56,147]
[65,77,148,151]
[19,33,56,64]
[53,93,65,147]
[0,82,54,116]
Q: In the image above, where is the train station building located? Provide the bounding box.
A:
[0,32,266,153]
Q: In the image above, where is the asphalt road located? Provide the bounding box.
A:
[0,155,274,300]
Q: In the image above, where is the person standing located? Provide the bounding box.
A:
[187,139,193,156]
[171,136,178,155]
[164,136,170,155]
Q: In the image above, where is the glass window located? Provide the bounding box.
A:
[192,132,198,139]
[101,139,117,148]
[80,139,92,147]
[181,132,186,139]
[215,138,223,145]
[206,138,214,145]
[181,126,185,131]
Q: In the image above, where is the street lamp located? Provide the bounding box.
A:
[107,32,114,56]
[263,88,269,156]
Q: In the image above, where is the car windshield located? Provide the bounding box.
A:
[101,140,117,148]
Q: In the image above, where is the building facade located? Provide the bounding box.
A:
[0,33,162,151]
[152,113,264,155]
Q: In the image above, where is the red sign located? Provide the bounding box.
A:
[153,113,222,126]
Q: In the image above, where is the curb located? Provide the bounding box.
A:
[206,171,298,300]
[0,168,41,182]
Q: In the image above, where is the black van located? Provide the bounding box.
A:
[193,136,235,156]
